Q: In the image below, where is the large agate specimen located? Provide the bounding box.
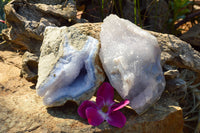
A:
[36,26,105,107]
[99,15,166,114]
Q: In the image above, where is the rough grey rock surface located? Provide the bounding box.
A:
[164,69,180,80]
[20,22,200,113]
[71,23,200,75]
[149,31,200,73]
[99,15,166,114]
[163,65,186,94]
[180,24,200,47]
[0,48,183,132]
[20,51,38,83]
[2,0,77,54]
[0,29,184,133]
[17,22,200,116]
[36,26,105,107]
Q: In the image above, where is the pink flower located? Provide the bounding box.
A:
[0,20,5,24]
[78,82,130,128]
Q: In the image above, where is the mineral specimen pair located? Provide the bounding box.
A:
[36,14,166,114]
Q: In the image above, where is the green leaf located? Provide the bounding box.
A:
[182,1,192,8]
[178,9,190,16]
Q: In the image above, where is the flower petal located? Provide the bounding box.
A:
[78,101,97,119]
[86,107,105,126]
[111,99,130,112]
[0,20,5,23]
[96,82,114,105]
[107,111,126,128]
[96,96,105,109]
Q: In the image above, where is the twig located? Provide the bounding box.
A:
[184,116,198,121]
[0,41,6,45]
[62,0,68,9]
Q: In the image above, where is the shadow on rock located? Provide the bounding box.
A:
[47,101,82,120]
[47,101,90,126]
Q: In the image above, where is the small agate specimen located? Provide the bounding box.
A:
[36,26,105,107]
[99,14,166,114]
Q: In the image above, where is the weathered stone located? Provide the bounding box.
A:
[2,0,77,54]
[12,21,183,87]
[71,23,200,74]
[164,69,180,80]
[0,41,183,133]
[36,26,105,107]
[71,23,102,41]
[17,21,200,119]
[150,31,200,73]
[0,93,183,133]
[163,67,187,96]
[163,65,185,95]
[20,51,38,83]
[99,14,166,114]
[180,24,200,47]
[165,78,187,93]
[21,21,200,114]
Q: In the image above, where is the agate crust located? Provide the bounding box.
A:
[36,26,105,107]
[99,15,166,114]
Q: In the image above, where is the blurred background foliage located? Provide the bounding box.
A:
[76,0,200,36]
[0,0,10,33]
[1,0,200,36]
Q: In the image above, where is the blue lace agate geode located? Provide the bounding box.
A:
[36,26,105,107]
[100,15,166,114]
